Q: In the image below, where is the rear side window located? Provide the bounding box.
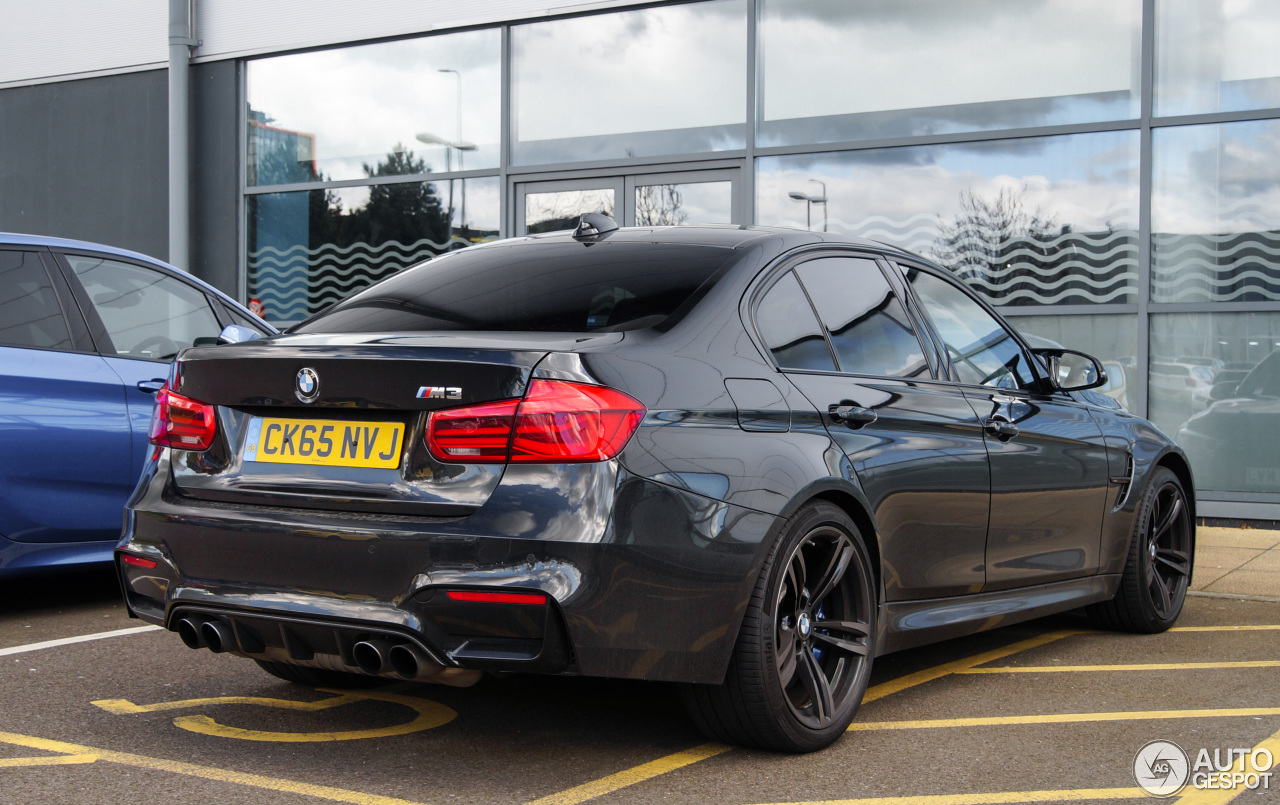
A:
[793,257,928,378]
[755,271,837,372]
[0,250,73,350]
[293,241,737,334]
[66,255,223,361]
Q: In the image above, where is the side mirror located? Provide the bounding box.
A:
[217,324,262,345]
[1031,348,1107,392]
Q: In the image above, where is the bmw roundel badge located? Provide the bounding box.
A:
[295,367,320,403]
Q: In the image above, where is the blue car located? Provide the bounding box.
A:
[0,234,274,576]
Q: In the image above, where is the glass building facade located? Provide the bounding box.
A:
[241,0,1280,516]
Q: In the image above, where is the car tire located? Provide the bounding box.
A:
[681,502,876,752]
[254,659,384,688]
[1087,466,1194,633]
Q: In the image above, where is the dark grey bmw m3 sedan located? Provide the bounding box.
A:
[118,217,1195,752]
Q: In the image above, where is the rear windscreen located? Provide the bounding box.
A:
[292,240,737,334]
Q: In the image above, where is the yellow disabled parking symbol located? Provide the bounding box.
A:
[92,688,455,742]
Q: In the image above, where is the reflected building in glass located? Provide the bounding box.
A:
[14,0,1280,517]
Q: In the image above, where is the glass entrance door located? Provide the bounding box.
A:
[516,168,740,235]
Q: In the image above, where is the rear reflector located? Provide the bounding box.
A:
[148,382,217,451]
[120,554,158,569]
[425,379,644,464]
[445,590,548,605]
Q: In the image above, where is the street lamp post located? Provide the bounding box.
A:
[810,179,828,233]
[440,68,464,244]
[788,183,828,233]
[415,129,477,247]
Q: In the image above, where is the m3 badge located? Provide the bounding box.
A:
[416,386,462,400]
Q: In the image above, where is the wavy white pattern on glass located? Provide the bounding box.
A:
[1152,231,1280,302]
[772,212,1137,306]
[248,236,471,321]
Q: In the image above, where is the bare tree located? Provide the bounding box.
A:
[932,187,1059,282]
[635,184,689,227]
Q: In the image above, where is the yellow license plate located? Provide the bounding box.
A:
[243,417,405,469]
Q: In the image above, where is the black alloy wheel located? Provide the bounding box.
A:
[774,526,871,730]
[682,502,876,752]
[1144,478,1193,621]
[1088,466,1194,633]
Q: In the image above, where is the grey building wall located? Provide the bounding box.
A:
[191,61,241,294]
[0,70,169,261]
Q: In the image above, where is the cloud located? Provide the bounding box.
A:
[757,133,1140,251]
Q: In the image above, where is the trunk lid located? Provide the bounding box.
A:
[167,332,622,515]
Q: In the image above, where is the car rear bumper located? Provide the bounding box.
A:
[118,451,780,684]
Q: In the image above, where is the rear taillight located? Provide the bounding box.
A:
[425,379,644,464]
[148,383,217,451]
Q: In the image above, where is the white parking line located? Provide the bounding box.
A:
[0,625,162,657]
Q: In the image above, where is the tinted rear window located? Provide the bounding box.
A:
[293,240,737,334]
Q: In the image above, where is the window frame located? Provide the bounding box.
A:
[890,257,1057,395]
[0,247,94,356]
[51,249,230,364]
[747,246,941,380]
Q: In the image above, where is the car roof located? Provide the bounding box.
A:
[521,224,912,257]
[0,231,273,330]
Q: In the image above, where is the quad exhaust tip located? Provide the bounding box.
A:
[176,617,206,650]
[201,619,236,653]
[174,615,476,686]
[352,638,393,675]
[388,642,444,680]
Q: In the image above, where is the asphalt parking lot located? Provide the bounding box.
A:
[2,548,1279,805]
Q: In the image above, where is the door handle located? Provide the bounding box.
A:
[137,379,166,394]
[829,405,877,428]
[982,418,1020,440]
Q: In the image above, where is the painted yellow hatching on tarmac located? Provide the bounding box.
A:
[523,742,732,805]
[0,729,429,805]
[0,753,98,768]
[1173,722,1280,804]
[860,629,1089,705]
[848,707,1280,731]
[91,687,455,742]
[956,660,1280,674]
[742,787,1148,804]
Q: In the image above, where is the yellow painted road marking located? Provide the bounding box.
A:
[849,707,1280,731]
[861,629,1089,705]
[0,753,98,768]
[956,660,1280,674]
[92,688,455,742]
[743,787,1147,804]
[523,630,1081,804]
[1172,723,1280,803]
[522,743,732,805]
[0,730,428,805]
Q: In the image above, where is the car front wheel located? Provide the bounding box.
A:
[682,502,876,752]
[1088,466,1194,633]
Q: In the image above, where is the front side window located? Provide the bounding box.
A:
[908,269,1037,390]
[65,256,222,362]
[793,256,928,378]
[0,250,72,351]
